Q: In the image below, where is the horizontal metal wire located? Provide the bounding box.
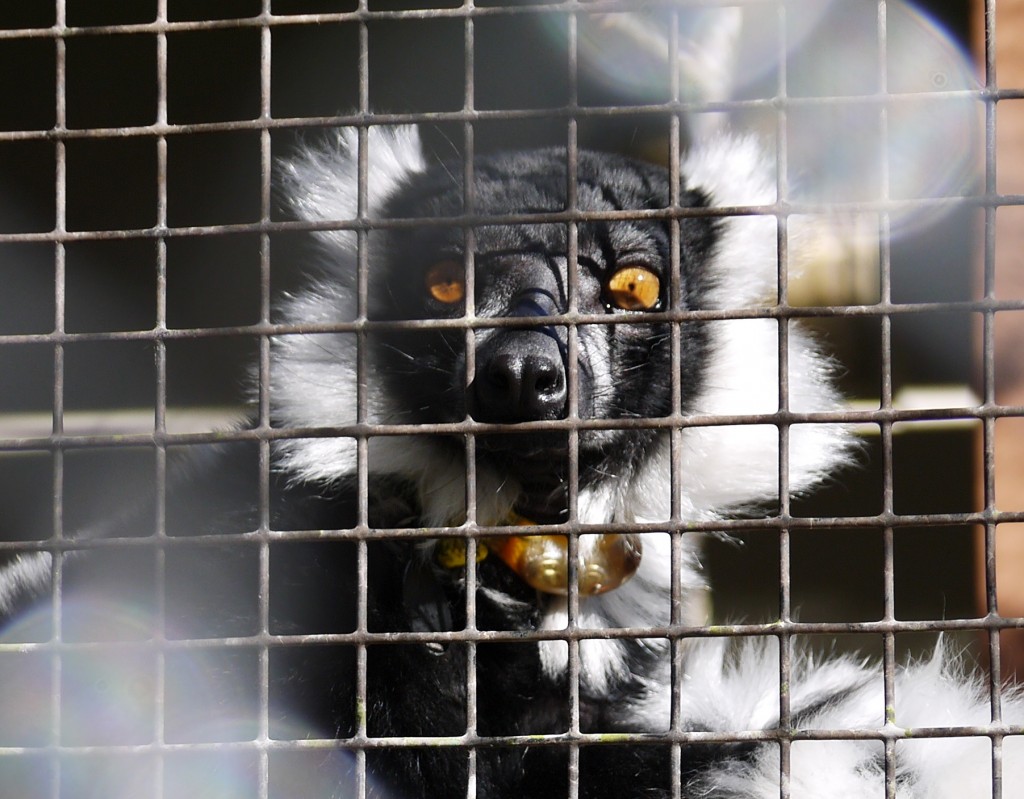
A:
[0,405,1015,456]
[0,719,1020,761]
[0,505,1021,555]
[0,0,980,39]
[0,89,1004,144]
[3,615,1024,659]
[3,189,1018,242]
[4,297,1024,350]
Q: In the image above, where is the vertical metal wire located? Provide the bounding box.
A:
[257,3,275,798]
[772,4,794,796]
[563,10,583,798]
[980,1,1005,796]
[152,2,171,796]
[873,4,900,797]
[461,5,480,796]
[354,7,372,798]
[665,9,686,799]
[48,4,69,797]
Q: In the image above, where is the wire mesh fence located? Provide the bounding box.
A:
[0,1,1021,798]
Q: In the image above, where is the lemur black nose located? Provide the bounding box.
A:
[473,338,567,422]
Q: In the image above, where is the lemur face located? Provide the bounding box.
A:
[369,149,717,517]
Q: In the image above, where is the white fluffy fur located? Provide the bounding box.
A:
[0,552,50,616]
[270,126,1023,796]
[271,126,429,486]
[675,640,1024,797]
[680,134,851,512]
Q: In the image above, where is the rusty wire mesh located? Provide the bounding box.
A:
[0,2,1020,798]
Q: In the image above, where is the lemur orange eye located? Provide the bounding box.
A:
[605,266,661,311]
[425,259,465,304]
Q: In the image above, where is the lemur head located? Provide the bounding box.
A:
[272,125,851,528]
[367,148,717,520]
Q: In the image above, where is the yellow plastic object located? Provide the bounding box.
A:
[434,537,490,569]
[433,513,642,596]
[487,533,642,596]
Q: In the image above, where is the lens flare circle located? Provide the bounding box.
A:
[567,0,980,239]
[1,595,390,798]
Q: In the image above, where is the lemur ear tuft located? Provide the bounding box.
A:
[682,135,778,309]
[279,125,427,254]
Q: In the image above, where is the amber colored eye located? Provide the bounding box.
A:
[605,266,661,311]
[424,259,466,304]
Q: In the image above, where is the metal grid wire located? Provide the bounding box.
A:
[0,1,1021,798]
